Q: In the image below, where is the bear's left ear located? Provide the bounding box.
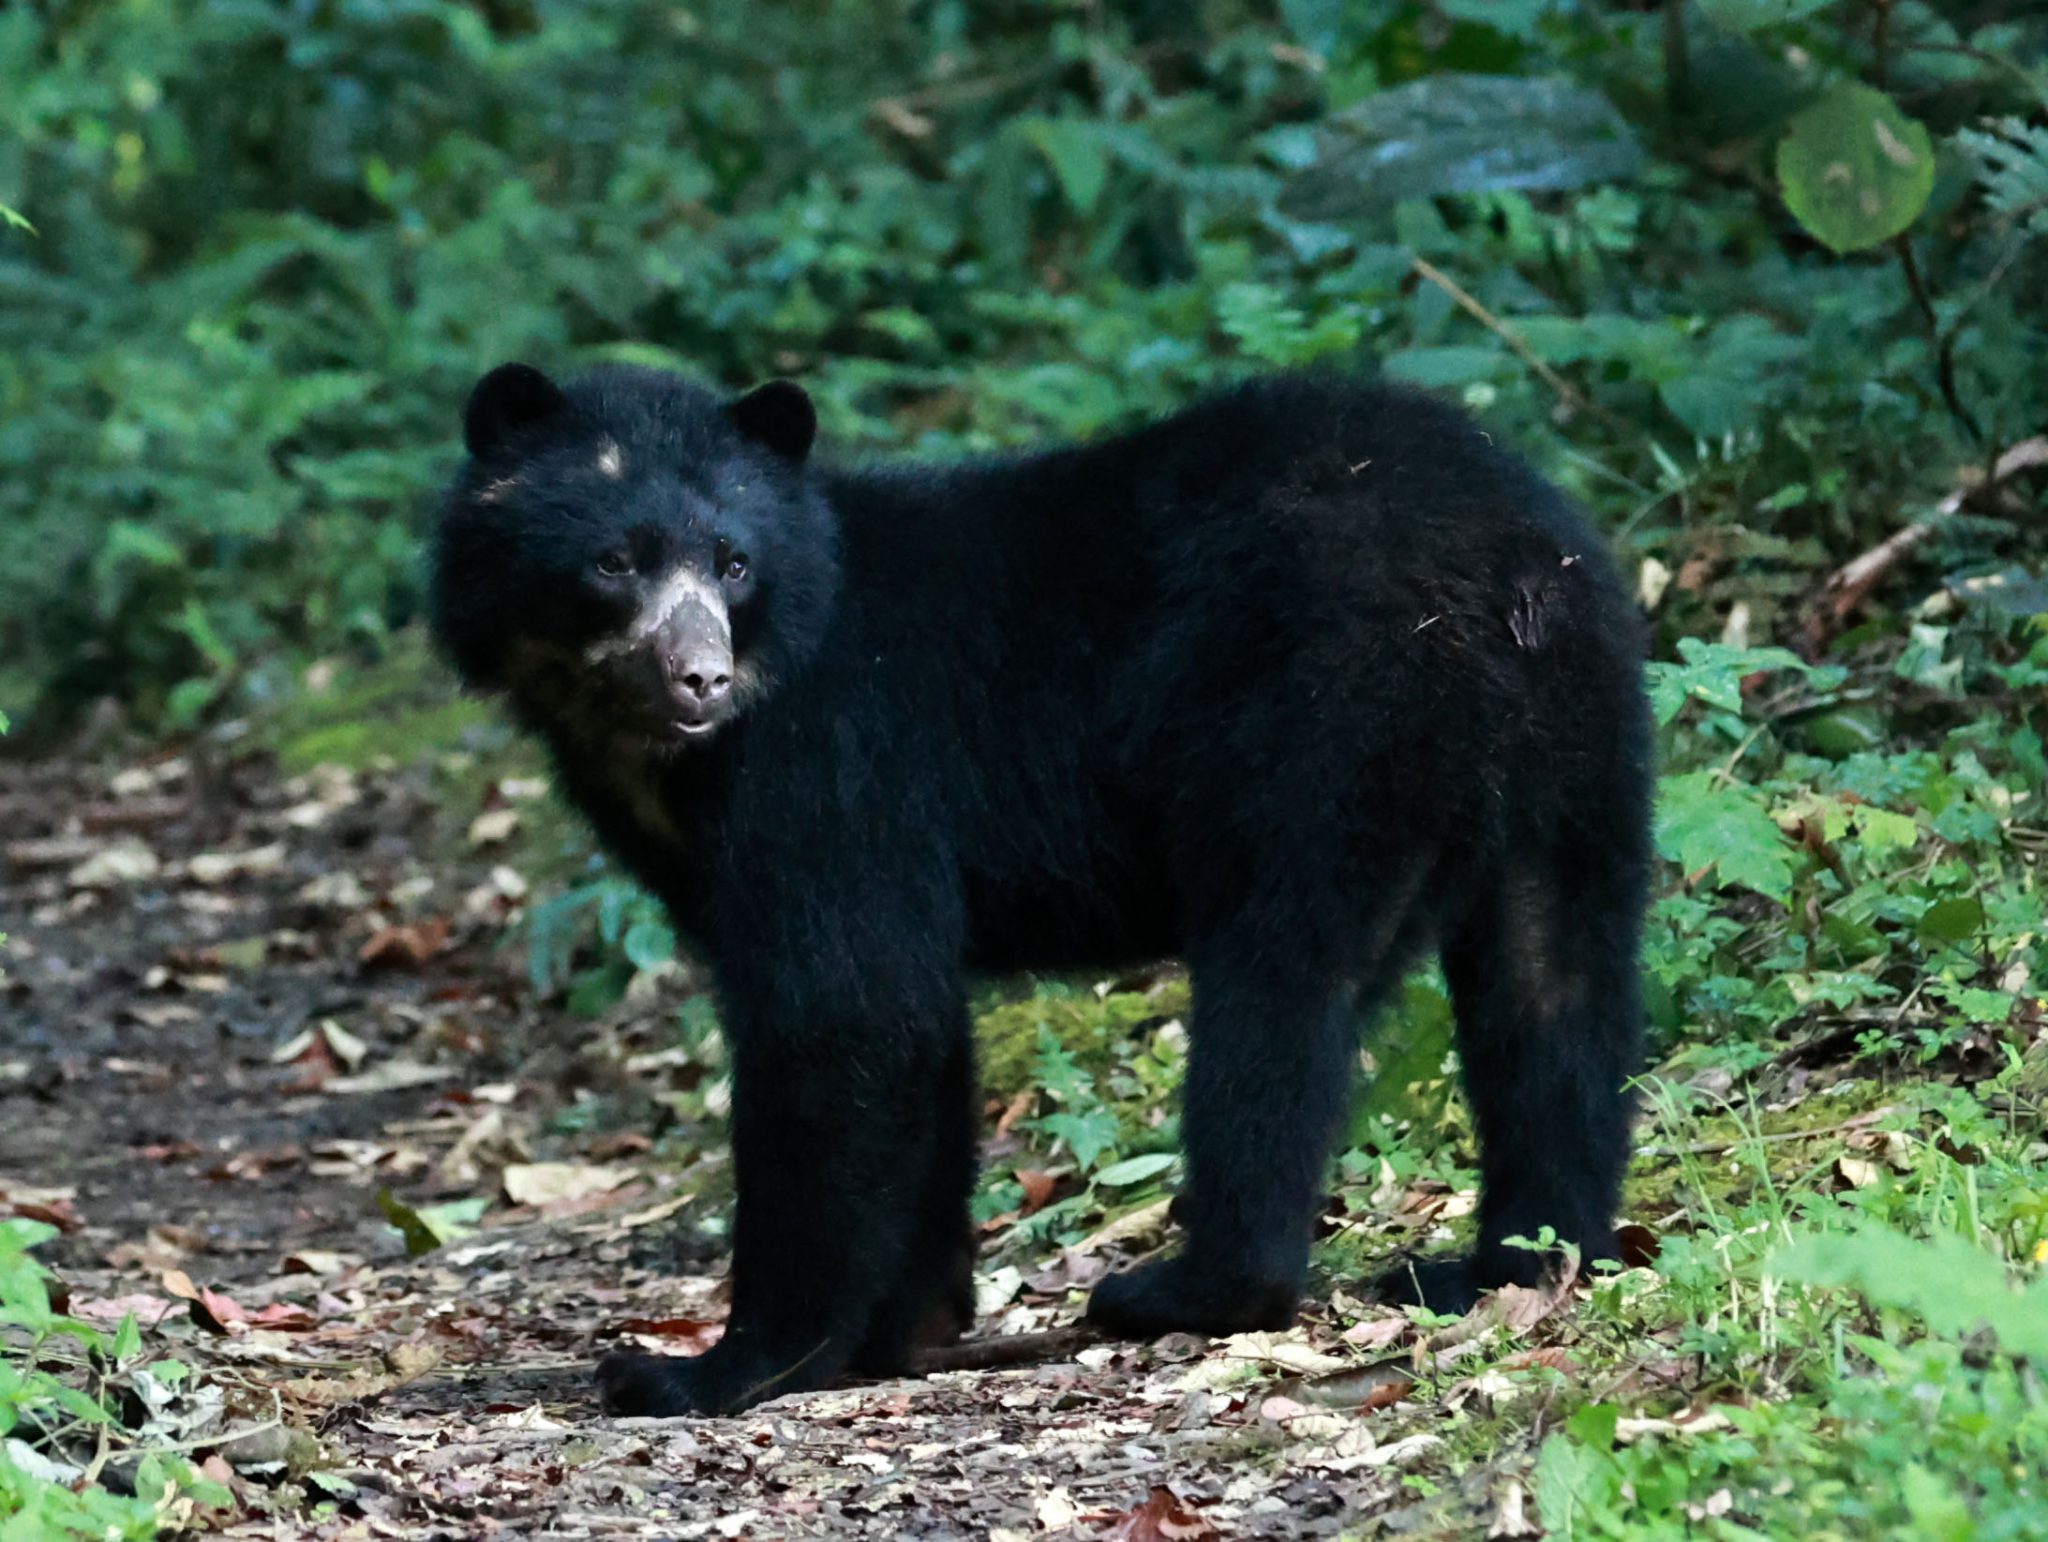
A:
[728,380,816,463]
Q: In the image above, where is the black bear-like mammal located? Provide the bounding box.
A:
[432,362,1651,1418]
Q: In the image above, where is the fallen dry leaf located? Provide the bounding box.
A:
[162,1271,317,1333]
[1035,1486,1080,1530]
[1071,1197,1173,1256]
[66,840,161,888]
[359,916,452,970]
[1015,1168,1057,1217]
[468,807,520,846]
[1340,1315,1411,1352]
[605,1317,725,1354]
[1,1190,84,1232]
[66,1292,181,1328]
[1103,1485,1217,1542]
[1293,1361,1416,1412]
[281,1249,362,1276]
[502,1160,631,1207]
[186,843,286,884]
[1499,1346,1578,1375]
[323,1060,451,1095]
[1489,1478,1541,1538]
[1616,1408,1737,1445]
[278,1343,444,1408]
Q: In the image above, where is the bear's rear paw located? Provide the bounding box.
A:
[1370,1256,1486,1315]
[1086,1254,1299,1339]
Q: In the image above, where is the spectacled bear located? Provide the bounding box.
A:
[431,362,1652,1418]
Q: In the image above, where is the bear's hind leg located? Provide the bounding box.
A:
[1378,847,1644,1314]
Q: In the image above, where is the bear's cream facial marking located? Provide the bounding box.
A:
[583,565,731,675]
[576,560,739,740]
[636,566,729,648]
[596,439,625,479]
[477,475,521,504]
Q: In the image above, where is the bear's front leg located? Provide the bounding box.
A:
[598,963,974,1418]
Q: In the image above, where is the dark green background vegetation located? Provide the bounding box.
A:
[4,2,2047,1536]
[3,0,2041,726]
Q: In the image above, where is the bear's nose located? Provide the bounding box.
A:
[665,651,732,706]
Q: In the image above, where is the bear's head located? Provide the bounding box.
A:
[433,363,839,750]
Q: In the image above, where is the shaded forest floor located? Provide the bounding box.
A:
[5,675,2044,1540]
[2,743,1497,1540]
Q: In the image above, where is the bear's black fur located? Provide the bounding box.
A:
[432,363,1652,1418]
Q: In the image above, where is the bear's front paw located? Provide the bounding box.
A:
[598,1335,847,1417]
[597,1350,727,1418]
[1086,1254,1299,1339]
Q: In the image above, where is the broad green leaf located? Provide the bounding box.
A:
[1382,345,1514,388]
[1917,894,1983,944]
[1777,84,1935,253]
[1039,1109,1122,1174]
[1282,75,1641,220]
[622,917,677,973]
[1093,1152,1178,1188]
[1644,637,1830,725]
[1801,707,1886,758]
[1849,805,1918,859]
[1655,771,1795,901]
[1021,119,1109,217]
[377,1190,485,1256]
[1699,0,1834,32]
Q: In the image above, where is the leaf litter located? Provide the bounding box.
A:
[3,742,1628,1537]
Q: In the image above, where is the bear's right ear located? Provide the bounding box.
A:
[727,380,817,463]
[464,363,568,458]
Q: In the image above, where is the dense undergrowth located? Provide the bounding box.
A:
[5,0,2048,1536]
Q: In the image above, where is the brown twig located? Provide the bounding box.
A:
[1410,257,1620,428]
[907,1325,1103,1374]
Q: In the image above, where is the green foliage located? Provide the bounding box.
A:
[1960,118,2048,235]
[1772,1226,2048,1358]
[1532,1202,2048,1540]
[1,1221,229,1537]
[4,2,2043,723]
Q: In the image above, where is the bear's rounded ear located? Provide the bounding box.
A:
[464,363,568,458]
[727,380,816,463]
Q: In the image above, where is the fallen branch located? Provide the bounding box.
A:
[908,1325,1103,1374]
[1634,1106,1896,1160]
[1817,436,2048,628]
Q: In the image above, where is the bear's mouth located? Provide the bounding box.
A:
[671,717,723,738]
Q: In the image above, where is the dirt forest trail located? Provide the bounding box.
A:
[0,744,1475,1540]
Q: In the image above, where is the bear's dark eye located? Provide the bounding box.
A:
[723,553,749,582]
[594,551,634,579]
